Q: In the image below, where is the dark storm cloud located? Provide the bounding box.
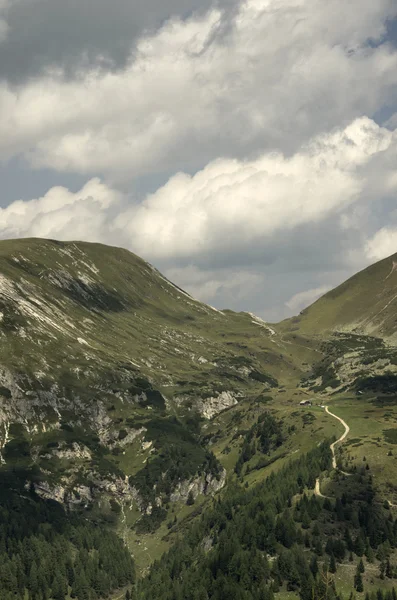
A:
[0,0,237,83]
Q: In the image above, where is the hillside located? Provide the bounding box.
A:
[0,237,298,407]
[283,253,397,340]
[0,238,314,526]
[2,239,397,600]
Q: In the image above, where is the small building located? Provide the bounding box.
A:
[299,399,312,406]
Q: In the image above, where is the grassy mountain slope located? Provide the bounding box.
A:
[3,239,397,600]
[0,237,299,398]
[282,253,397,341]
[0,238,316,537]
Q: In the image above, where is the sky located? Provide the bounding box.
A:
[1,0,397,321]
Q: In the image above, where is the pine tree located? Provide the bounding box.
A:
[358,559,365,573]
[314,539,323,556]
[301,510,311,530]
[329,554,337,574]
[354,565,364,593]
[354,571,364,593]
[355,536,365,557]
[27,562,40,600]
[365,544,375,563]
[52,570,67,600]
[310,555,319,578]
[386,559,393,579]
[379,561,386,580]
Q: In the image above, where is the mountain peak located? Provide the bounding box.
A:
[285,252,397,341]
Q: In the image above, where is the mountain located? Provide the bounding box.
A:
[2,238,397,600]
[277,254,397,397]
[0,238,311,518]
[284,253,397,340]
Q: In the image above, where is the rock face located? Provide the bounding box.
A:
[32,468,226,513]
[32,473,144,509]
[42,441,92,461]
[197,391,239,419]
[170,469,227,502]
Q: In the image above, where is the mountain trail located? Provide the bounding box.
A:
[315,407,397,508]
[314,405,350,498]
[314,477,328,499]
[325,405,350,471]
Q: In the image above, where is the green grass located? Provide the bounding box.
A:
[280,251,397,340]
[0,238,314,533]
[324,394,397,503]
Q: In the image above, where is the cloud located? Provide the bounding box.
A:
[164,264,264,305]
[0,0,397,181]
[365,227,397,261]
[285,286,331,313]
[0,0,236,83]
[0,178,123,241]
[0,20,8,42]
[1,117,397,320]
[1,117,396,267]
[0,0,12,43]
[114,117,394,262]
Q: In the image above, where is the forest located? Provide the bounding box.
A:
[3,413,397,600]
[0,470,135,600]
[137,442,397,600]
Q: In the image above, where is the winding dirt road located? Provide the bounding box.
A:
[314,405,350,497]
[325,405,350,470]
[314,407,397,508]
[314,477,327,498]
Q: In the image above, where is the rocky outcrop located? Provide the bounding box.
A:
[42,441,92,461]
[170,468,226,502]
[106,427,146,449]
[32,473,145,511]
[196,391,239,419]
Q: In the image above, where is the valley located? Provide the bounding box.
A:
[0,239,397,599]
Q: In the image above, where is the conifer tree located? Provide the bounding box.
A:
[354,567,364,593]
[310,555,319,578]
[386,559,393,579]
[52,570,67,600]
[329,554,337,574]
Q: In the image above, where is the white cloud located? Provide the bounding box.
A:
[0,178,123,241]
[1,116,397,319]
[115,117,394,260]
[165,264,264,304]
[365,227,397,261]
[285,285,331,313]
[0,0,396,179]
[1,117,396,264]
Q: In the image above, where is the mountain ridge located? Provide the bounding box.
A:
[281,252,397,341]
